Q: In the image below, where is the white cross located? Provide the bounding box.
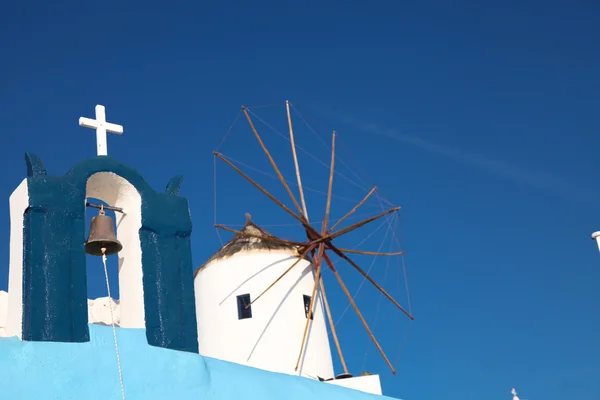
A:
[79,105,123,156]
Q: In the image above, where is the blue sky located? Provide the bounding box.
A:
[1,1,600,399]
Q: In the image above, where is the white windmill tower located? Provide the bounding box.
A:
[194,100,412,394]
[194,213,335,379]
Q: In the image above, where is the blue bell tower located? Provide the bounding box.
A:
[7,105,198,353]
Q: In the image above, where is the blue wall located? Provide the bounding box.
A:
[0,325,394,400]
[20,153,198,353]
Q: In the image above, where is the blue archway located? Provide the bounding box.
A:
[21,153,198,353]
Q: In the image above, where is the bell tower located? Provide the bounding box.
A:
[5,105,198,353]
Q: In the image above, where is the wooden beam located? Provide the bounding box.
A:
[328,186,377,232]
[323,252,396,374]
[319,276,348,374]
[325,243,414,320]
[295,243,325,371]
[242,107,305,218]
[286,100,309,219]
[337,248,405,256]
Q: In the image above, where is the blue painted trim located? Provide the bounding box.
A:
[165,176,184,196]
[25,153,47,177]
[21,154,198,353]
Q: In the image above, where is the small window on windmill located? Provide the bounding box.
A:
[303,295,313,320]
[237,294,252,320]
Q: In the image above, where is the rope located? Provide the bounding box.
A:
[214,155,217,226]
[214,155,224,246]
[390,212,413,369]
[377,192,412,315]
[218,153,378,208]
[215,109,242,152]
[102,249,126,400]
[397,213,412,317]
[332,213,396,327]
[216,211,376,228]
[361,215,394,370]
[370,193,415,369]
[393,320,412,367]
[289,103,396,208]
[245,108,371,193]
[244,102,285,110]
[290,104,373,191]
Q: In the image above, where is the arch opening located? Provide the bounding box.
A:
[86,172,144,329]
[84,197,121,327]
[7,154,198,351]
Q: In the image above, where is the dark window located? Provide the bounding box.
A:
[237,294,252,320]
[303,295,313,320]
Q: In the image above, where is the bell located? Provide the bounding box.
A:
[85,207,123,256]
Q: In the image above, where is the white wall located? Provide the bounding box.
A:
[86,172,143,328]
[88,297,120,326]
[0,290,8,336]
[6,179,28,339]
[194,249,335,379]
[0,293,119,337]
[326,375,383,395]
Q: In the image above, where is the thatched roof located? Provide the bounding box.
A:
[195,214,300,275]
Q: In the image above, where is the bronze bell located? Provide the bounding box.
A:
[85,207,123,256]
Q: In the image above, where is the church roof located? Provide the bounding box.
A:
[195,214,299,275]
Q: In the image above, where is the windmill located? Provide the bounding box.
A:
[211,101,413,375]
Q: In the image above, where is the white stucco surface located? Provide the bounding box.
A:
[6,179,28,339]
[86,172,143,328]
[326,375,383,395]
[87,297,120,326]
[194,249,335,380]
[0,294,121,337]
[0,290,7,336]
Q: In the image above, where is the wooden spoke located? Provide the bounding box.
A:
[295,243,326,371]
[323,252,396,374]
[337,248,405,256]
[214,152,320,238]
[302,206,402,250]
[286,100,309,219]
[326,206,401,242]
[328,186,377,232]
[325,246,414,320]
[322,131,336,233]
[242,107,305,218]
[319,276,348,374]
[296,131,337,372]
